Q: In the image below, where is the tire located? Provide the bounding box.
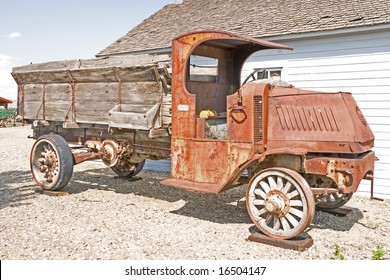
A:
[111,159,145,178]
[246,168,315,240]
[30,134,74,191]
[316,193,353,210]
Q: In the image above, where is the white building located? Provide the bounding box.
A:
[243,27,390,199]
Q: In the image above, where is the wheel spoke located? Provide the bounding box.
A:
[289,207,304,218]
[287,189,299,199]
[273,216,281,230]
[285,213,299,227]
[254,189,266,199]
[289,200,303,207]
[257,207,268,216]
[265,214,273,225]
[332,193,340,201]
[267,176,277,189]
[259,181,270,193]
[276,176,283,190]
[280,217,291,231]
[253,199,265,206]
[281,181,292,194]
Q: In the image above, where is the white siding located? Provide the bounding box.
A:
[243,30,390,199]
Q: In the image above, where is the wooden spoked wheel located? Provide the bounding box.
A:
[30,134,73,191]
[246,168,315,240]
[316,193,353,210]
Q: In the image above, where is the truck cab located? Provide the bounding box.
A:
[162,30,294,192]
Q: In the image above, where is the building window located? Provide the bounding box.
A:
[255,68,282,79]
[189,55,219,82]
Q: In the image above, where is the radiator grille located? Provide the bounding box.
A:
[276,106,340,132]
[254,96,263,145]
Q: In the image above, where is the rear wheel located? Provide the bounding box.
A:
[246,168,315,240]
[111,159,145,178]
[316,193,353,210]
[304,174,353,209]
[30,134,73,191]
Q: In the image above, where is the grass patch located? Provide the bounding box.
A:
[372,245,385,260]
[333,244,345,260]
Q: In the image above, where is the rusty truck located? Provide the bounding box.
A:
[12,30,375,240]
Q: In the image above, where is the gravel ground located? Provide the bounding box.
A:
[0,126,389,260]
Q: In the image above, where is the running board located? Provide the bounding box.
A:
[160,178,223,194]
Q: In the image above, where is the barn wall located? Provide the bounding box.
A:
[243,29,390,199]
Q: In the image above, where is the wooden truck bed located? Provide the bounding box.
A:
[12,54,172,131]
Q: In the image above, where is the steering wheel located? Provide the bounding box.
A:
[242,68,266,85]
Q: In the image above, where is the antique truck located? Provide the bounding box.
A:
[12,30,375,240]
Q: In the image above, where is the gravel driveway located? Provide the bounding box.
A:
[0,126,389,260]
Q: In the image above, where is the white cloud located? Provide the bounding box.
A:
[7,32,21,39]
[0,54,11,67]
[0,54,18,101]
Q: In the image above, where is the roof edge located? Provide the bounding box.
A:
[0,96,13,104]
[97,23,390,57]
[261,23,390,42]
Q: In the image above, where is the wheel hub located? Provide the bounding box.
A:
[101,140,119,167]
[264,190,290,217]
[265,195,285,213]
[38,150,58,182]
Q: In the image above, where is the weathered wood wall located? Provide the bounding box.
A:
[12,54,172,128]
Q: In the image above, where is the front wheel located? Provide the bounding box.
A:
[30,134,74,191]
[246,168,315,240]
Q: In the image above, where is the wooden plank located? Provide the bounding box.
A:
[248,232,313,251]
[121,82,161,104]
[45,101,72,121]
[108,103,160,130]
[12,54,171,72]
[35,188,69,196]
[13,64,168,86]
[24,101,43,120]
[74,99,117,109]
[162,94,172,103]
[76,115,109,124]
[70,68,118,83]
[24,84,44,101]
[45,84,72,102]
[82,54,171,67]
[162,116,172,125]
[116,104,157,113]
[74,83,118,103]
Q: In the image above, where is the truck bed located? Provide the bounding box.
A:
[12,54,172,130]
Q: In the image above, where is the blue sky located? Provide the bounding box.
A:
[0,0,173,101]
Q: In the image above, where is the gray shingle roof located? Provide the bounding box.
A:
[97,0,390,56]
